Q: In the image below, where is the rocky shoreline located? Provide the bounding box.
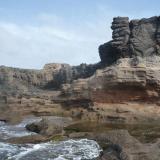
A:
[1,16,160,160]
[2,117,160,160]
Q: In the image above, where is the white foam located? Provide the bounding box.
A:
[0,117,42,140]
[0,139,102,160]
[54,155,67,160]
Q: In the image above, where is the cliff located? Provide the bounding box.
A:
[62,16,160,103]
[1,16,160,160]
[0,63,100,92]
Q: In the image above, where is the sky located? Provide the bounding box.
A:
[0,0,159,69]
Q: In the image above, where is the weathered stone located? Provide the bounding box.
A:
[111,17,130,58]
[62,57,160,102]
[95,130,160,160]
[130,17,158,57]
[99,42,118,66]
[26,117,72,136]
[99,16,160,66]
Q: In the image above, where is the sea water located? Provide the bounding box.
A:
[0,118,102,160]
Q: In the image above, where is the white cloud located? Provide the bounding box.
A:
[0,13,109,69]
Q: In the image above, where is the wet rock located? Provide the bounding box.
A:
[26,122,42,133]
[26,117,72,136]
[91,130,160,160]
[7,135,47,144]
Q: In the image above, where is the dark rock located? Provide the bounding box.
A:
[99,41,118,66]
[99,16,160,66]
[130,16,158,57]
[26,122,41,133]
[111,17,130,58]
[0,119,7,122]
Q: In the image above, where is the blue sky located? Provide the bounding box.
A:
[0,0,159,69]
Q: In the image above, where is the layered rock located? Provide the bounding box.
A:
[0,62,100,94]
[1,16,160,160]
[111,17,130,57]
[99,16,160,66]
[1,16,160,99]
[61,57,160,124]
[62,57,160,103]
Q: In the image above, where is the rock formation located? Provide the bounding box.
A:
[1,16,160,124]
[26,116,72,136]
[1,16,160,160]
[1,16,160,97]
[0,62,101,94]
[95,130,160,160]
[0,16,160,114]
[60,16,160,124]
[99,16,160,66]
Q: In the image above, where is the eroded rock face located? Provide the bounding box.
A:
[1,16,159,97]
[62,56,160,103]
[99,42,118,66]
[111,17,130,58]
[0,62,100,95]
[130,17,159,57]
[99,16,160,66]
[0,63,66,92]
[95,130,160,160]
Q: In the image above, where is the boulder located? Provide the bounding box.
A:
[26,116,72,136]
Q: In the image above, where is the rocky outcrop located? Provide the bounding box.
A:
[0,64,65,92]
[61,57,160,124]
[111,17,130,57]
[0,62,100,94]
[62,56,160,103]
[130,17,160,57]
[95,130,160,160]
[99,16,160,66]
